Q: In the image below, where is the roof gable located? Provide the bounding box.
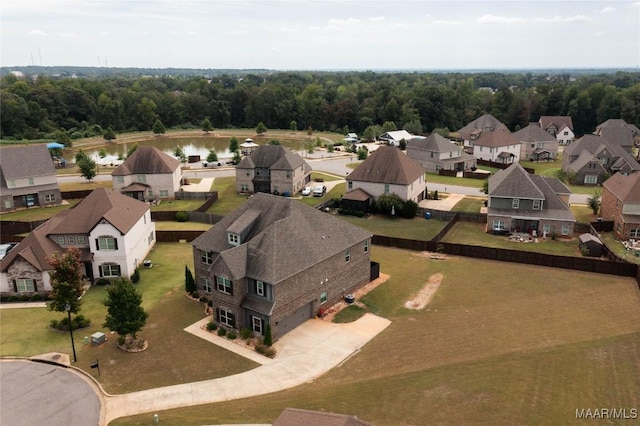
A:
[603,172,640,203]
[347,146,425,185]
[539,116,573,131]
[0,144,57,180]
[407,134,457,152]
[457,114,509,139]
[512,123,557,143]
[111,145,180,176]
[489,163,544,199]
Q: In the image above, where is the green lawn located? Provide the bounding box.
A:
[452,196,485,213]
[113,246,640,425]
[0,200,81,222]
[153,221,211,231]
[600,232,640,265]
[310,171,343,182]
[206,176,248,215]
[571,204,597,224]
[59,180,113,191]
[0,243,258,393]
[425,172,486,188]
[338,214,446,241]
[442,221,583,257]
[150,199,205,212]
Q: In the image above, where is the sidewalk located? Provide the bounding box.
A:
[0,302,47,309]
[104,313,391,423]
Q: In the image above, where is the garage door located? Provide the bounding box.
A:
[277,302,313,338]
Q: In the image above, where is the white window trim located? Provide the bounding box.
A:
[16,278,35,292]
[256,280,265,297]
[512,199,520,209]
[320,291,328,305]
[252,316,263,334]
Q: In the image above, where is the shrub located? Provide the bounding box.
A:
[190,291,199,299]
[19,294,30,302]
[95,278,111,286]
[207,321,218,331]
[403,200,418,218]
[7,295,18,302]
[217,327,227,337]
[175,211,188,222]
[264,324,273,346]
[118,335,126,346]
[239,328,252,340]
[226,332,237,340]
[199,296,208,303]
[131,268,140,284]
[30,294,42,301]
[255,343,276,358]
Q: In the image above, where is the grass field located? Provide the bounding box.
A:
[452,196,485,213]
[112,246,640,425]
[0,200,81,221]
[338,214,446,241]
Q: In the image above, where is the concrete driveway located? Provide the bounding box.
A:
[104,313,390,423]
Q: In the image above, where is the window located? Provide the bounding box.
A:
[45,194,56,202]
[531,143,535,148]
[137,174,146,183]
[630,229,640,238]
[364,239,369,253]
[384,184,390,194]
[68,236,75,245]
[217,276,233,295]
[348,181,353,190]
[563,131,568,136]
[28,177,34,185]
[203,278,212,293]
[584,175,598,184]
[252,316,263,334]
[240,184,249,192]
[117,176,124,183]
[320,291,328,305]
[561,225,570,236]
[218,308,235,327]
[256,280,265,297]
[512,199,520,209]
[532,200,541,210]
[147,189,153,197]
[100,263,121,277]
[97,237,117,250]
[345,248,351,263]
[4,199,12,209]
[493,220,505,230]
[430,152,434,158]
[77,236,86,244]
[201,250,213,264]
[286,171,291,178]
[228,233,239,245]
[16,278,35,292]
[159,190,169,198]
[543,224,551,235]
[57,236,65,245]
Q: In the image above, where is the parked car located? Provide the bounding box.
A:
[301,187,312,196]
[313,185,327,197]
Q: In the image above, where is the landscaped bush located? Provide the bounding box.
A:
[175,211,188,222]
[18,295,29,302]
[95,278,111,286]
[131,267,140,284]
[199,296,208,303]
[217,327,227,337]
[190,291,199,298]
[7,295,18,302]
[50,314,91,331]
[239,328,252,340]
[207,321,217,331]
[226,332,237,340]
[255,343,276,358]
[30,294,42,301]
[338,208,366,217]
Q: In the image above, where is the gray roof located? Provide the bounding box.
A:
[407,133,458,152]
[0,144,56,180]
[342,188,372,201]
[597,127,635,149]
[565,135,640,173]
[603,172,640,203]
[236,145,308,171]
[472,129,514,148]
[347,145,425,185]
[192,193,372,284]
[489,163,544,199]
[457,114,509,139]
[539,116,573,131]
[579,233,602,244]
[112,145,181,176]
[512,123,557,143]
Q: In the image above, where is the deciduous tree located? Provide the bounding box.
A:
[47,248,84,315]
[103,278,149,339]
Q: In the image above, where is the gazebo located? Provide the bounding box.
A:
[240,139,259,155]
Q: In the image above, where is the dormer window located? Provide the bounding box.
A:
[532,200,541,210]
[512,199,520,209]
[228,233,240,246]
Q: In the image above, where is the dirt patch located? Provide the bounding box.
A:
[404,273,443,310]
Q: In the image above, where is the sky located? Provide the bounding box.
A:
[1,0,639,70]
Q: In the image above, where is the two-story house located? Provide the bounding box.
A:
[346,145,427,203]
[191,193,372,340]
[539,116,574,146]
[0,189,156,297]
[512,123,559,161]
[562,135,640,185]
[0,145,62,212]
[406,134,477,173]
[457,114,509,147]
[601,172,640,240]
[235,145,311,195]
[472,130,520,164]
[487,163,575,237]
[112,145,183,201]
[595,119,640,155]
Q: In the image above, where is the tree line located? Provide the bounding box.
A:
[1,70,638,141]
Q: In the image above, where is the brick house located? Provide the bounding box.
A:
[191,193,372,340]
[487,163,575,237]
[346,145,427,203]
[0,189,156,297]
[406,133,477,173]
[0,144,61,212]
[112,145,183,201]
[595,119,640,155]
[235,145,311,195]
[513,123,558,161]
[600,172,640,239]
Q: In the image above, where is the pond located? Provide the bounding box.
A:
[80,136,311,165]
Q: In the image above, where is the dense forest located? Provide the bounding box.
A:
[1,69,639,141]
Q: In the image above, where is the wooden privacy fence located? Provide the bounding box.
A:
[150,211,223,224]
[155,230,204,243]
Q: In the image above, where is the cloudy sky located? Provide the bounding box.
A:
[1,0,638,70]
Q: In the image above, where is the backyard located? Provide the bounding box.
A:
[111,245,640,425]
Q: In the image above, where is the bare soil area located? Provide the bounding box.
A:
[404,273,443,310]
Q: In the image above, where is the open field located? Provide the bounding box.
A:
[113,246,640,425]
[442,221,584,257]
[0,243,257,393]
[338,214,446,241]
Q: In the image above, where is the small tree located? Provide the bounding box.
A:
[103,278,149,340]
[54,128,72,147]
[327,144,335,153]
[231,151,242,165]
[255,121,267,135]
[201,118,213,133]
[433,190,439,201]
[152,119,166,135]
[206,149,218,163]
[382,121,397,133]
[268,139,281,145]
[126,144,139,159]
[399,138,407,151]
[174,146,187,163]
[103,126,117,141]
[482,180,489,194]
[78,157,97,181]
[587,189,601,215]
[264,323,273,347]
[403,200,418,218]
[307,126,313,135]
[98,148,107,159]
[185,266,196,293]
[357,146,368,160]
[432,127,450,138]
[131,267,140,284]
[290,120,297,131]
[377,193,404,217]
[229,136,239,153]
[47,248,85,315]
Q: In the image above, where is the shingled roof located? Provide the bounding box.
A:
[112,145,180,176]
[347,145,425,185]
[0,215,65,272]
[457,114,509,139]
[191,193,372,284]
[236,145,308,172]
[489,163,544,199]
[471,129,514,148]
[512,123,557,143]
[407,133,457,152]
[539,116,573,131]
[273,408,372,426]
[603,172,640,203]
[0,144,56,180]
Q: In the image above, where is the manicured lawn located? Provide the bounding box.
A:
[452,196,485,213]
[206,176,248,215]
[0,243,258,393]
[520,159,561,177]
[338,214,446,241]
[442,221,583,257]
[58,180,113,191]
[600,232,640,265]
[571,204,597,224]
[0,200,81,222]
[150,199,205,212]
[426,172,485,188]
[153,221,211,231]
[310,171,342,182]
[113,246,640,425]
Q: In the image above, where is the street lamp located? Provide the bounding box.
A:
[64,303,77,363]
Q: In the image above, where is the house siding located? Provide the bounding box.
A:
[0,259,51,296]
[601,187,640,239]
[349,177,426,202]
[113,171,182,199]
